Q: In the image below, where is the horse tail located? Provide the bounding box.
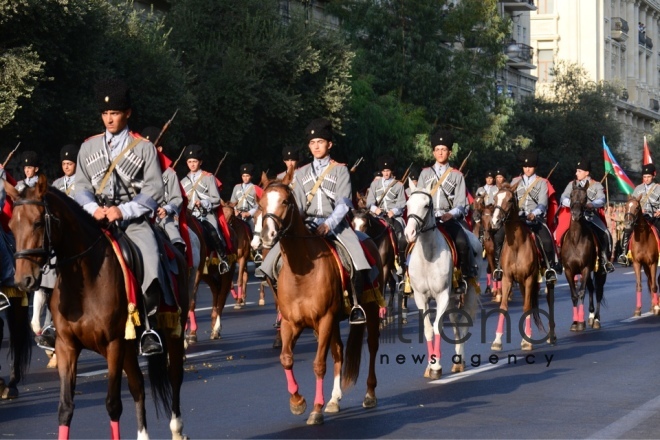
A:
[147,335,172,417]
[6,300,32,380]
[531,282,544,332]
[341,321,365,389]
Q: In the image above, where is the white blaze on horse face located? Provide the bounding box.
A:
[261,190,283,247]
[353,216,366,233]
[251,213,263,250]
[491,192,506,227]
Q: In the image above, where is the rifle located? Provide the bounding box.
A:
[375,162,413,208]
[457,150,472,173]
[171,145,188,169]
[350,157,363,173]
[151,108,179,149]
[214,152,229,177]
[546,161,559,180]
[3,142,21,168]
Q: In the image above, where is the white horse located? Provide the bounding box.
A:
[404,182,479,380]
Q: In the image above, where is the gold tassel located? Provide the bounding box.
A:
[404,274,412,293]
[468,277,481,295]
[125,303,139,340]
[5,286,27,306]
[362,287,387,308]
[157,309,183,337]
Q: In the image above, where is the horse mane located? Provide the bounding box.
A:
[40,186,102,233]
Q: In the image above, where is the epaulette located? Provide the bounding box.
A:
[129,131,143,139]
[329,159,347,167]
[450,167,463,175]
[83,133,105,142]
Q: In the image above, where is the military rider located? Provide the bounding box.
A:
[74,78,170,356]
[277,145,300,181]
[492,150,561,283]
[417,129,479,293]
[558,158,615,273]
[257,118,376,324]
[180,144,230,274]
[230,163,259,233]
[618,163,660,264]
[15,151,40,193]
[366,156,407,275]
[472,170,499,242]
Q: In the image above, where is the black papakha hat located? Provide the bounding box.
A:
[485,170,495,178]
[140,126,161,146]
[184,144,203,161]
[305,118,333,142]
[240,163,254,175]
[518,149,538,168]
[408,166,420,181]
[60,144,79,163]
[95,78,131,112]
[21,150,39,167]
[576,158,591,173]
[643,163,656,175]
[377,156,395,171]
[430,129,454,150]
[495,168,506,178]
[282,145,298,160]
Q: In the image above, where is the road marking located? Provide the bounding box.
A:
[588,394,660,439]
[428,357,515,385]
[621,312,653,322]
[195,302,260,312]
[77,350,222,377]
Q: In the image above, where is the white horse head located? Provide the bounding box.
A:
[404,181,436,243]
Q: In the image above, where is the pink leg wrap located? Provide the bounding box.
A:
[578,304,584,322]
[496,280,502,290]
[58,426,70,440]
[231,288,238,300]
[525,316,532,338]
[110,421,120,440]
[188,310,197,332]
[433,334,441,360]
[496,313,506,335]
[237,286,243,299]
[637,291,643,308]
[486,274,492,287]
[654,293,659,306]
[572,306,579,321]
[314,378,324,406]
[285,369,298,395]
[426,340,433,358]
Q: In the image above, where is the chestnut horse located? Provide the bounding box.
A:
[622,196,660,316]
[559,183,607,330]
[490,184,554,351]
[259,172,382,425]
[9,175,189,439]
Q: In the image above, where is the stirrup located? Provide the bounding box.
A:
[218,259,230,275]
[139,330,163,356]
[617,254,629,265]
[253,251,263,264]
[545,268,557,283]
[604,261,615,273]
[35,325,56,350]
[493,267,503,281]
[349,305,367,325]
[0,291,9,311]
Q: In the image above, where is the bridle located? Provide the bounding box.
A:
[569,187,588,221]
[407,191,437,234]
[261,190,295,244]
[13,196,103,270]
[492,191,514,227]
[623,199,641,229]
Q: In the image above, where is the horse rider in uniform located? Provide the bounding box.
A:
[15,150,40,193]
[472,170,499,243]
[230,163,258,233]
[558,158,615,273]
[0,166,16,312]
[495,168,507,189]
[257,118,377,324]
[74,78,171,356]
[417,129,479,294]
[180,144,230,274]
[493,149,561,283]
[404,166,420,198]
[618,163,660,264]
[35,145,80,350]
[366,155,407,275]
[140,126,186,256]
[277,145,300,181]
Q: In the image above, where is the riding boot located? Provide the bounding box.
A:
[349,269,368,325]
[140,284,163,356]
[35,325,56,350]
[618,229,632,265]
[493,239,503,281]
[174,242,186,257]
[210,228,230,275]
[601,250,615,273]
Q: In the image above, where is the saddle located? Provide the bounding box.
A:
[112,225,144,288]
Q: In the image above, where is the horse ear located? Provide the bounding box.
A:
[510,180,520,192]
[260,171,269,188]
[409,178,416,192]
[35,173,48,198]
[281,163,294,186]
[4,179,18,202]
[584,180,589,189]
[572,181,578,190]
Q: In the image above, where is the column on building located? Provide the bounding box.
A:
[640,6,647,86]
[627,0,637,101]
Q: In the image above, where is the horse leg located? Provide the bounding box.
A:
[3,300,30,399]
[364,301,379,407]
[186,273,200,344]
[324,320,343,414]
[234,259,246,308]
[122,344,147,439]
[545,278,556,345]
[400,294,408,325]
[633,261,643,316]
[166,331,186,440]
[259,280,267,307]
[590,272,605,329]
[280,319,306,417]
[565,268,580,332]
[492,277,513,351]
[650,263,660,315]
[520,277,535,351]
[306,315,335,425]
[575,268,589,331]
[56,341,82,439]
[31,288,46,334]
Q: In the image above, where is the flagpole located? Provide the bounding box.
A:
[605,172,610,207]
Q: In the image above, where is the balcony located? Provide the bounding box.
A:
[500,0,536,12]
[611,17,629,42]
[646,36,653,49]
[504,41,535,69]
[639,31,653,50]
[651,99,659,111]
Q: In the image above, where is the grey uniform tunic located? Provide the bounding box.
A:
[366,177,406,227]
[260,157,371,279]
[52,175,76,197]
[632,182,660,215]
[181,171,222,236]
[74,129,165,294]
[230,182,258,231]
[510,174,548,218]
[475,184,499,206]
[560,178,607,228]
[418,165,467,218]
[157,167,184,246]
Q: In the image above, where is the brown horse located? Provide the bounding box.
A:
[186,214,237,340]
[476,204,502,302]
[9,174,189,439]
[259,170,382,425]
[181,211,208,345]
[490,184,554,351]
[560,183,607,330]
[622,196,660,316]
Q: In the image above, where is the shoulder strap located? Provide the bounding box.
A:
[375,179,401,207]
[518,176,542,206]
[640,183,658,208]
[235,185,255,209]
[430,167,453,197]
[186,173,208,199]
[306,162,338,209]
[95,137,143,195]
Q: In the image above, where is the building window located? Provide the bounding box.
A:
[537,0,554,14]
[537,49,554,83]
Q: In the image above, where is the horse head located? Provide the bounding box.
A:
[569,181,589,222]
[9,173,54,291]
[404,179,435,243]
[623,195,643,230]
[351,208,371,233]
[491,183,518,230]
[480,204,495,238]
[259,181,296,248]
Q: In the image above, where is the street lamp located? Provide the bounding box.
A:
[505,40,521,58]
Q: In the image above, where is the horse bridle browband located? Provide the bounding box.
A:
[13,196,103,269]
[408,191,437,234]
[261,195,295,243]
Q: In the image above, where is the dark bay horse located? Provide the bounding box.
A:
[622,196,660,316]
[476,204,502,302]
[490,184,555,350]
[259,170,382,425]
[9,175,189,439]
[559,183,607,330]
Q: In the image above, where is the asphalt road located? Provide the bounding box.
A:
[2,263,660,439]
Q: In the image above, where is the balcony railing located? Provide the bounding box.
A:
[500,0,536,12]
[646,36,654,49]
[505,41,534,69]
[639,31,653,49]
[651,99,659,111]
[611,17,629,42]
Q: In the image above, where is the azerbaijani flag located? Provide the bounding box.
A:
[603,136,635,195]
[644,135,653,165]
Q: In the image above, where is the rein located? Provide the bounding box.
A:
[408,191,438,234]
